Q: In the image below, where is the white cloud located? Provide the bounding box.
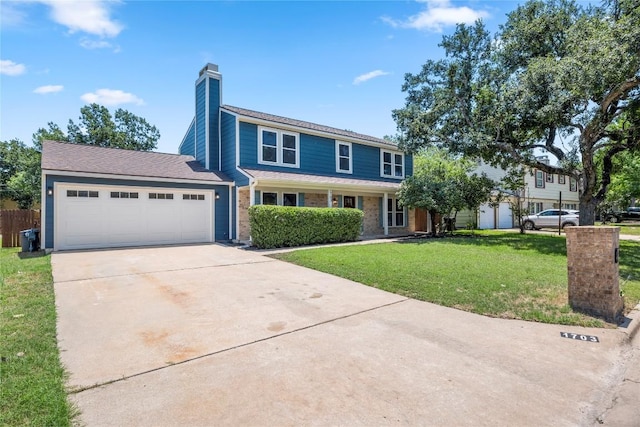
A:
[79,37,120,52]
[0,59,26,76]
[81,89,144,106]
[382,0,489,32]
[34,85,64,94]
[353,70,390,85]
[39,0,123,37]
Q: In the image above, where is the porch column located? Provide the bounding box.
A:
[327,189,333,207]
[249,185,255,206]
[383,192,389,235]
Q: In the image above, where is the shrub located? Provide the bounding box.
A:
[248,205,363,249]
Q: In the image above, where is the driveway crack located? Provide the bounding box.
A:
[70,297,409,394]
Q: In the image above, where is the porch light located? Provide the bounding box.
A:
[332,197,337,206]
[215,192,220,200]
[47,187,53,196]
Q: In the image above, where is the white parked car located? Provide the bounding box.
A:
[522,209,579,230]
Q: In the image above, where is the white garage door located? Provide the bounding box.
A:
[55,183,214,250]
[498,202,513,229]
[478,203,495,229]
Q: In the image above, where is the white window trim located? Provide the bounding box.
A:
[387,196,406,227]
[535,170,545,188]
[258,126,300,168]
[335,141,352,174]
[380,149,404,179]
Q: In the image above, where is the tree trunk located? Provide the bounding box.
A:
[579,197,598,225]
[429,211,438,236]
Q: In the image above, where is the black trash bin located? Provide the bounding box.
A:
[20,228,40,252]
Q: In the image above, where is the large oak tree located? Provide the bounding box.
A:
[393,0,640,224]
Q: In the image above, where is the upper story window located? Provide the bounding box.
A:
[535,170,545,188]
[569,177,578,192]
[558,175,566,185]
[335,141,352,174]
[381,150,404,179]
[546,173,554,183]
[258,127,299,168]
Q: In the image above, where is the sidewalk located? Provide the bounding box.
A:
[592,304,640,426]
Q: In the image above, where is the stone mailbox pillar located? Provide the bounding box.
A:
[565,226,623,322]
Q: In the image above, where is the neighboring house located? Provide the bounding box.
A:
[40,63,415,251]
[464,157,580,230]
[524,156,580,213]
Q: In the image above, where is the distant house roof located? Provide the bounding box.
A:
[41,140,231,183]
[222,105,397,147]
[241,168,401,191]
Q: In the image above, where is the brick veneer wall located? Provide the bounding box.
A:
[236,189,413,242]
[565,226,623,322]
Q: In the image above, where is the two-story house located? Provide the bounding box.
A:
[40,64,415,251]
[458,158,580,230]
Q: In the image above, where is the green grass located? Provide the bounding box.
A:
[0,247,76,426]
[612,223,640,236]
[274,231,640,328]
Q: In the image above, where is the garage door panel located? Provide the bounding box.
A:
[55,184,213,250]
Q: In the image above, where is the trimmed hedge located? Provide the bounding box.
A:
[248,205,363,249]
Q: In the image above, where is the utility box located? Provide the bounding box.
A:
[566,226,623,322]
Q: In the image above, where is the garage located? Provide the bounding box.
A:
[478,202,513,229]
[54,183,214,250]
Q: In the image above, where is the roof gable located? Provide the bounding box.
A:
[41,140,230,183]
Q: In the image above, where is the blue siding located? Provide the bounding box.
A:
[237,120,409,183]
[44,175,230,248]
[208,77,220,170]
[239,122,258,166]
[405,155,413,177]
[195,80,206,166]
[221,112,236,175]
[179,119,195,156]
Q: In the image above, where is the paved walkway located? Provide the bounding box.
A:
[52,244,639,426]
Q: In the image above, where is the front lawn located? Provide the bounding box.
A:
[0,247,76,426]
[609,222,640,236]
[273,231,640,328]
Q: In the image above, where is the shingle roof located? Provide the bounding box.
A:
[241,168,401,190]
[222,105,397,147]
[42,140,231,183]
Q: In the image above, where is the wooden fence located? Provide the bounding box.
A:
[0,210,40,248]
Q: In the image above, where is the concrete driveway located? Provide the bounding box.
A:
[53,244,636,426]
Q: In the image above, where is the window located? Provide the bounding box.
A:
[558,175,566,185]
[182,194,205,200]
[262,192,278,205]
[387,197,405,227]
[528,202,544,213]
[66,189,98,198]
[111,192,138,199]
[335,141,352,174]
[344,196,356,209]
[535,170,545,188]
[381,150,404,178]
[569,178,577,192]
[258,127,299,168]
[149,193,174,200]
[546,173,554,183]
[283,193,297,207]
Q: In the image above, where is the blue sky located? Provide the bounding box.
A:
[1,0,522,154]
